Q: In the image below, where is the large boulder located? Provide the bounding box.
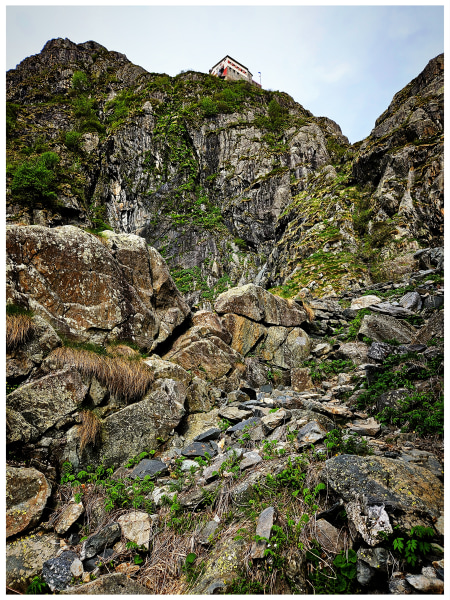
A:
[6,314,61,381]
[63,378,186,469]
[6,466,52,538]
[215,284,307,326]
[6,225,189,352]
[6,368,88,438]
[358,313,417,343]
[323,455,444,534]
[163,328,245,389]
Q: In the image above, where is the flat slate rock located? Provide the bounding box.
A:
[260,384,273,393]
[228,416,261,433]
[131,459,168,479]
[194,428,221,443]
[182,441,218,459]
[81,523,121,560]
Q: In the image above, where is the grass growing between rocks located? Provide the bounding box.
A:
[356,351,444,437]
[6,305,36,350]
[50,346,154,403]
[58,440,353,594]
[79,410,102,453]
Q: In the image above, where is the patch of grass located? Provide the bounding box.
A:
[6,313,36,351]
[50,346,154,403]
[79,410,102,453]
[302,358,354,383]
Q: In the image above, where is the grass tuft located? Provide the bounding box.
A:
[6,314,36,350]
[50,346,154,402]
[79,410,102,452]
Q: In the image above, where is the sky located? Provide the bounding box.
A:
[5,2,445,144]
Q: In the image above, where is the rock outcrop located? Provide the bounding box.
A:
[7,38,443,300]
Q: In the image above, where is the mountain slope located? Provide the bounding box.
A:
[6,38,443,301]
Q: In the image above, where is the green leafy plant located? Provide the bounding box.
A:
[389,526,435,567]
[324,428,372,456]
[26,575,50,594]
[306,546,358,593]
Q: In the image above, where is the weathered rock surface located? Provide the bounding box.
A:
[117,512,153,549]
[63,378,185,468]
[81,523,121,560]
[42,550,78,592]
[324,455,444,531]
[215,284,307,326]
[6,532,60,593]
[7,368,88,437]
[54,502,84,535]
[358,313,417,343]
[61,573,149,594]
[6,314,61,380]
[6,466,52,538]
[6,225,189,351]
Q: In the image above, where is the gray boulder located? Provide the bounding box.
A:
[358,313,417,343]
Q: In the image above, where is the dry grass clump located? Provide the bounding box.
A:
[79,410,102,452]
[6,314,36,351]
[50,346,154,403]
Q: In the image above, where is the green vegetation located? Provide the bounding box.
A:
[302,358,354,383]
[6,102,20,137]
[26,575,50,595]
[306,546,358,593]
[71,70,89,92]
[356,351,443,436]
[346,308,372,340]
[324,428,372,456]
[170,266,231,302]
[60,461,156,513]
[10,151,60,206]
[64,130,83,151]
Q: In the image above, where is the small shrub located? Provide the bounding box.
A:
[10,152,60,206]
[200,97,218,117]
[64,130,82,151]
[72,70,89,92]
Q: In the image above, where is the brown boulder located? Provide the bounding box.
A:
[6,466,52,538]
[215,284,306,326]
[6,225,189,352]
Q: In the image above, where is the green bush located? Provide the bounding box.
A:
[201,97,218,117]
[64,130,82,151]
[10,151,60,206]
[72,70,89,92]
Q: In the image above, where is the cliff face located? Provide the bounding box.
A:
[6,38,443,301]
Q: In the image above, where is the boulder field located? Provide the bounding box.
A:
[6,227,444,594]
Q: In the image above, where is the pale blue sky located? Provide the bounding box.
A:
[6,4,444,143]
